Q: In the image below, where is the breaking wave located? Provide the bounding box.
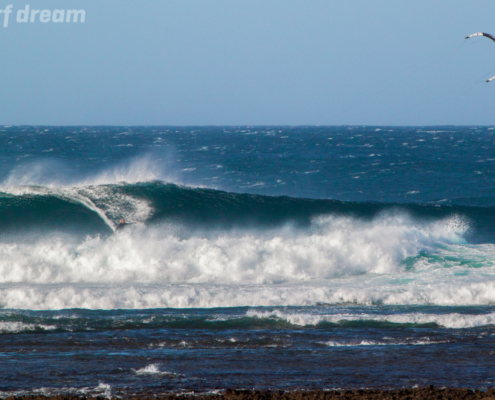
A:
[0,179,494,309]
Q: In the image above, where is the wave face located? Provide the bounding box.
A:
[2,180,495,235]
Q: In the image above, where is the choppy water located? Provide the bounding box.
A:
[1,126,495,395]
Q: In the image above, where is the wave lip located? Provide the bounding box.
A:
[0,155,179,189]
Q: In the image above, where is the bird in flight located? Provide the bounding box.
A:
[465,32,495,82]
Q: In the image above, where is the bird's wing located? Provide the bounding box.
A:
[465,32,495,43]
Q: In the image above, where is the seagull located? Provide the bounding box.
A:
[465,32,495,82]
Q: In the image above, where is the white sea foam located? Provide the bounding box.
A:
[2,276,495,311]
[0,211,491,309]
[0,321,56,333]
[133,364,179,376]
[0,214,466,285]
[320,340,448,346]
[0,382,112,399]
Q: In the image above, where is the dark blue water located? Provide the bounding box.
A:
[0,126,495,395]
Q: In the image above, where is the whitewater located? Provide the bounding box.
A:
[0,212,490,310]
[0,177,492,310]
[1,125,495,393]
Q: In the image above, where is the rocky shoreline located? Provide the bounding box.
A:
[3,388,495,400]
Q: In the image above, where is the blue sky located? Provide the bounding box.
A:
[1,0,495,125]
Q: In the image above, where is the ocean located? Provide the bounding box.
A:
[0,125,495,396]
